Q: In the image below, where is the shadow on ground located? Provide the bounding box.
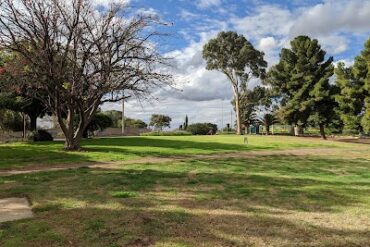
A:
[1,154,370,246]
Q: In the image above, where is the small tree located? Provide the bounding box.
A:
[184,115,189,130]
[187,123,217,135]
[124,118,148,129]
[150,114,171,131]
[257,113,278,135]
[84,113,114,138]
[203,31,267,135]
[235,86,270,133]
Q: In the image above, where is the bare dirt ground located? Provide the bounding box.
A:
[0,197,33,223]
[1,147,368,177]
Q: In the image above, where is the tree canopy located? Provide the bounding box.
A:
[150,114,172,131]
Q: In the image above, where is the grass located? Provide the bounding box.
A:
[0,136,369,246]
[0,135,357,170]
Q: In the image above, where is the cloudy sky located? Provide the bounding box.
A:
[100,0,370,130]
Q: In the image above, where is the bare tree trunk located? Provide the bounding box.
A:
[234,91,242,135]
[266,125,270,135]
[29,113,37,131]
[319,124,327,140]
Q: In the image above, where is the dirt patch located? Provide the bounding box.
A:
[336,138,370,144]
[0,197,33,223]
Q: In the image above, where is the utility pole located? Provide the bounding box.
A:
[121,92,125,135]
[22,113,27,139]
[221,100,224,131]
[230,110,233,130]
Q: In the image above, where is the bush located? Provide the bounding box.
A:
[187,123,218,135]
[0,110,26,131]
[29,129,53,142]
[141,130,192,136]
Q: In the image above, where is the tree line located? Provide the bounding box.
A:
[203,32,370,139]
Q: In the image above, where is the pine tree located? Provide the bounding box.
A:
[267,36,335,139]
[184,115,188,130]
[335,39,370,134]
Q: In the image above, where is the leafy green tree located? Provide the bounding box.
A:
[84,113,113,138]
[267,36,335,139]
[0,51,48,131]
[203,31,267,135]
[124,118,148,129]
[257,113,279,135]
[235,86,270,133]
[150,114,172,131]
[0,109,26,131]
[187,123,217,135]
[184,115,189,130]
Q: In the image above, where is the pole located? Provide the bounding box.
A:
[23,113,26,139]
[230,110,232,131]
[221,100,224,131]
[121,93,125,135]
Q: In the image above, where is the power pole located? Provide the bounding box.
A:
[221,100,224,130]
[230,110,233,130]
[121,92,125,135]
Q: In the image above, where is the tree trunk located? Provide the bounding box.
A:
[234,92,242,135]
[64,136,82,151]
[266,125,270,135]
[29,113,37,131]
[294,125,304,136]
[319,124,327,140]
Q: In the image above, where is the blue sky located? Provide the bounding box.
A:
[96,0,370,130]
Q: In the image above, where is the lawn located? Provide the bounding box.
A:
[0,135,357,170]
[0,136,369,246]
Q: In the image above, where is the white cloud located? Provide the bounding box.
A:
[93,0,130,7]
[196,0,222,9]
[232,5,294,40]
[136,8,159,18]
[258,37,278,51]
[290,0,370,37]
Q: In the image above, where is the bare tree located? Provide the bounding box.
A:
[0,0,172,150]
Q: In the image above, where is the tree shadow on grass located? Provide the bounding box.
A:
[1,154,370,246]
[0,203,369,247]
[81,137,273,154]
[0,145,99,170]
[0,137,273,169]
[2,156,370,213]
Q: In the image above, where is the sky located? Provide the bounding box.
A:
[99,0,370,130]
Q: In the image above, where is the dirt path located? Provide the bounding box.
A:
[0,147,368,177]
[0,198,33,223]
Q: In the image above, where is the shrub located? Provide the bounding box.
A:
[187,123,218,135]
[141,130,192,136]
[0,110,26,131]
[29,129,53,142]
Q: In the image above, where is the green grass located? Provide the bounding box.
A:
[0,135,356,170]
[0,136,369,246]
[0,135,369,246]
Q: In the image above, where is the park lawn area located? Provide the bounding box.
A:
[0,136,369,246]
[0,135,359,170]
